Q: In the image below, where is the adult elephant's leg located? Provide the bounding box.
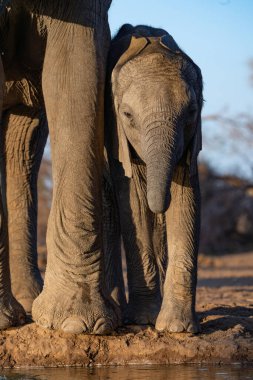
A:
[2,106,48,313]
[111,160,163,325]
[32,8,119,334]
[156,165,200,333]
[0,58,26,328]
[103,162,127,311]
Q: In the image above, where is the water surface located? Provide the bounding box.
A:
[1,365,253,380]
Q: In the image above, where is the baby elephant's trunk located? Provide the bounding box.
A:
[145,119,179,214]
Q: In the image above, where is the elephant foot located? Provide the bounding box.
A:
[32,285,120,335]
[11,270,43,314]
[155,300,200,333]
[0,295,26,330]
[125,295,161,325]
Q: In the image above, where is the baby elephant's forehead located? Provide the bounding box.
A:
[120,75,192,114]
[119,52,182,78]
[119,54,189,89]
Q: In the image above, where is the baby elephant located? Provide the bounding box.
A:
[105,24,203,333]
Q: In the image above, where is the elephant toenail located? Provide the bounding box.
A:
[38,317,52,329]
[155,319,167,332]
[61,317,87,334]
[169,320,185,333]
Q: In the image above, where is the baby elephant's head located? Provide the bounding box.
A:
[108,24,203,213]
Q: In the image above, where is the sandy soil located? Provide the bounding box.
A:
[0,251,252,368]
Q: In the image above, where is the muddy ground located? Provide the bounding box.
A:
[0,251,252,368]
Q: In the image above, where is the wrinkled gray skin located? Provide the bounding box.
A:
[0,0,120,334]
[106,24,203,332]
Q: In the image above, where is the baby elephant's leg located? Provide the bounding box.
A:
[156,165,200,333]
[112,160,164,325]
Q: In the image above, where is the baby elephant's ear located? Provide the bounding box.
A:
[160,34,180,53]
[188,116,202,185]
[188,65,203,186]
[115,113,133,178]
[115,36,149,70]
[111,36,149,178]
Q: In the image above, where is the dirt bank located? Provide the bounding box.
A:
[0,252,252,368]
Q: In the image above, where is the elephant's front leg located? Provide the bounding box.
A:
[32,16,119,334]
[2,106,48,313]
[0,59,26,329]
[156,165,200,333]
[0,190,26,328]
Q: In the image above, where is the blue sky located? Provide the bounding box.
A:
[109,0,253,117]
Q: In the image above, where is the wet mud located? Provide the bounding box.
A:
[0,252,252,368]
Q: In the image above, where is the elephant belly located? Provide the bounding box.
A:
[1,3,46,110]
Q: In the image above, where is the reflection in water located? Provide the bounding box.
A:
[1,365,253,380]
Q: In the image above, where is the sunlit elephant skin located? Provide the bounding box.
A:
[0,0,120,334]
[106,24,203,332]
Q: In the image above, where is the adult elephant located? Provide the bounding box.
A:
[106,24,203,332]
[0,0,118,334]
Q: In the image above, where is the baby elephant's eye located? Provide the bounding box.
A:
[123,111,132,119]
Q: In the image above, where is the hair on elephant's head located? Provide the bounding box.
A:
[107,24,203,214]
